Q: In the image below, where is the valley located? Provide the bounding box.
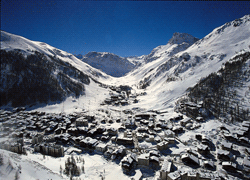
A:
[1,15,250,180]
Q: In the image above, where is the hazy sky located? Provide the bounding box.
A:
[1,1,250,57]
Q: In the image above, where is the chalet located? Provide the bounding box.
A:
[155,122,162,127]
[172,126,184,134]
[243,156,250,173]
[164,130,175,138]
[149,150,160,157]
[150,155,160,168]
[137,153,150,166]
[77,126,88,135]
[154,136,162,143]
[217,149,234,161]
[203,160,215,170]
[186,148,199,157]
[165,138,176,144]
[181,153,200,166]
[111,145,126,160]
[222,161,237,172]
[137,127,148,133]
[145,135,154,142]
[135,114,151,120]
[196,117,204,122]
[167,171,181,180]
[80,137,99,149]
[68,127,78,136]
[116,137,134,145]
[121,100,128,106]
[121,153,137,172]
[136,133,144,141]
[154,127,162,133]
[180,118,192,126]
[160,159,174,180]
[187,170,198,180]
[87,128,97,137]
[141,119,150,125]
[107,127,117,136]
[223,133,237,142]
[75,117,88,127]
[221,141,233,151]
[197,144,210,155]
[148,122,155,129]
[242,121,250,129]
[157,141,168,151]
[239,137,249,145]
[95,143,107,153]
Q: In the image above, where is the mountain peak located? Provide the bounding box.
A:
[168,32,199,45]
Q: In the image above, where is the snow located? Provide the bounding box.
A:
[1,14,250,180]
[0,149,130,180]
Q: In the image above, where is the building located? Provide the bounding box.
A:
[32,134,43,145]
[137,153,149,166]
[160,159,174,180]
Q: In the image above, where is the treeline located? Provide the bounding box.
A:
[177,52,250,122]
[0,50,90,107]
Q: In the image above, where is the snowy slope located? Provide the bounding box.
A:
[0,31,110,80]
[120,15,250,112]
[113,32,200,86]
[79,51,137,77]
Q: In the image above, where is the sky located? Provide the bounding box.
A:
[1,1,250,57]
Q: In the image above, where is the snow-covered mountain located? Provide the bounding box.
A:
[77,51,140,77]
[0,31,111,107]
[116,14,250,112]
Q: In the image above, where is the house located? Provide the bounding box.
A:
[137,153,149,166]
[75,117,88,127]
[181,153,200,166]
[107,127,117,136]
[116,137,134,145]
[239,137,249,145]
[95,143,107,153]
[157,141,168,151]
[217,149,234,161]
[165,138,176,144]
[187,170,198,180]
[221,141,233,151]
[197,144,210,155]
[164,130,175,138]
[160,159,174,180]
[111,145,126,160]
[203,160,215,170]
[222,161,237,172]
[243,156,250,173]
[167,171,181,180]
[223,133,237,142]
[150,155,160,168]
[121,153,137,171]
[196,117,204,122]
[172,126,184,134]
[180,118,192,126]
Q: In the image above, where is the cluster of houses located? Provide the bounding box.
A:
[1,106,250,180]
[102,85,139,106]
